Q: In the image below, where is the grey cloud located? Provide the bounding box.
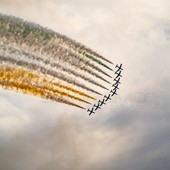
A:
[0,115,122,170]
[37,78,170,170]
[0,0,170,170]
[0,116,84,170]
[93,79,170,170]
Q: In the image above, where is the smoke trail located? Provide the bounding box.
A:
[54,35,114,64]
[0,60,96,100]
[0,66,93,104]
[0,14,113,75]
[1,34,111,84]
[0,80,85,109]
[0,13,113,66]
[0,66,96,100]
[0,55,103,95]
[51,82,96,100]
[29,43,113,78]
[55,43,113,71]
[0,44,110,87]
[84,54,113,71]
[42,86,91,104]
[0,13,115,109]
[0,33,112,78]
[0,64,96,100]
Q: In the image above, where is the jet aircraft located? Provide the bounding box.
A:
[87,108,95,115]
[114,77,121,85]
[94,103,101,111]
[104,94,111,102]
[99,98,106,106]
[115,64,123,71]
[110,89,118,96]
[112,83,119,90]
[115,70,122,78]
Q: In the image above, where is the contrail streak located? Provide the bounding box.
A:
[38,44,113,78]
[1,37,111,84]
[0,80,85,109]
[0,66,93,104]
[0,13,113,65]
[84,54,113,71]
[0,55,103,95]
[52,43,113,71]
[0,13,115,109]
[0,65,96,100]
[0,33,112,78]
[52,83,96,100]
[0,14,113,75]
[0,44,110,87]
[53,34,114,64]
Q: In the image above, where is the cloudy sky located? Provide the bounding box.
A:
[0,0,170,169]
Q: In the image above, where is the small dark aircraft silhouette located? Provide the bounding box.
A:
[110,89,118,96]
[104,94,111,102]
[114,77,121,85]
[116,64,123,71]
[87,108,95,115]
[112,83,119,90]
[115,70,122,78]
[98,99,106,107]
[94,103,101,111]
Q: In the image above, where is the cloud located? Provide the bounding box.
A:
[0,78,169,170]
[0,0,170,170]
[0,114,135,170]
[90,78,170,170]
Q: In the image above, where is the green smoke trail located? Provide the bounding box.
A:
[0,14,113,72]
[0,32,112,78]
[0,13,115,108]
[0,44,110,86]
[85,54,113,71]
[53,34,114,64]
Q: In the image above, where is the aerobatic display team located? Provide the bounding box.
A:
[0,13,122,114]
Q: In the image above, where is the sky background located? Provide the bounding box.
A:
[0,0,170,170]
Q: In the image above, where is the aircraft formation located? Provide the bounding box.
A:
[87,64,123,115]
[0,14,116,109]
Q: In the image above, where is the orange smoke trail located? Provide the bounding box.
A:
[52,82,96,100]
[0,56,96,100]
[0,66,92,104]
[2,81,85,109]
[0,80,85,109]
[43,85,91,104]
